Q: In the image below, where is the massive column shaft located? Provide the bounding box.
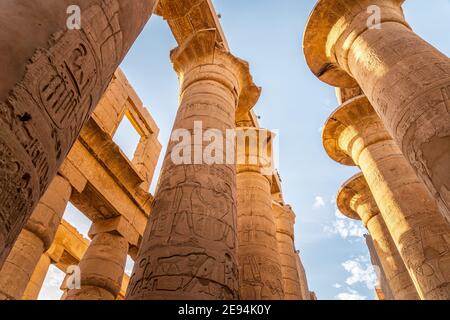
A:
[304,0,450,222]
[126,30,259,300]
[0,0,159,266]
[0,174,71,299]
[236,127,284,299]
[337,173,419,300]
[63,232,129,300]
[324,95,450,299]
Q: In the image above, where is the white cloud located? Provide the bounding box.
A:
[335,288,367,300]
[333,283,342,289]
[324,219,366,239]
[313,196,326,209]
[323,209,366,240]
[342,256,377,289]
[38,265,65,300]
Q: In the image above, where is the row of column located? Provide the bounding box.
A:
[304,0,450,300]
[323,90,450,299]
[303,0,450,224]
[0,174,136,300]
[0,0,159,267]
[126,29,309,300]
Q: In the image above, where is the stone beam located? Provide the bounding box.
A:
[0,0,159,266]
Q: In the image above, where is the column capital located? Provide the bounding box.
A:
[337,173,379,227]
[236,127,275,178]
[322,94,391,166]
[303,0,407,87]
[88,216,140,249]
[171,29,261,116]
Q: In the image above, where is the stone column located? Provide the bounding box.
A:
[337,173,419,300]
[126,29,260,300]
[294,250,311,300]
[323,94,450,299]
[63,217,135,300]
[22,253,52,300]
[0,174,71,300]
[272,202,303,300]
[365,234,395,301]
[0,0,159,266]
[236,127,284,300]
[304,0,450,222]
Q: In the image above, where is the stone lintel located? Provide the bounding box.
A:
[303,0,407,87]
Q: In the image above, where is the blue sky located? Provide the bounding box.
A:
[39,0,450,300]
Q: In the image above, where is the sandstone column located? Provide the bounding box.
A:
[22,253,52,300]
[365,234,395,300]
[0,0,159,266]
[63,217,137,300]
[337,173,419,300]
[126,30,260,300]
[0,174,71,300]
[304,0,450,223]
[323,94,450,299]
[236,127,284,299]
[273,202,304,300]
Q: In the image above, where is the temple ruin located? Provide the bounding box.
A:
[0,0,449,300]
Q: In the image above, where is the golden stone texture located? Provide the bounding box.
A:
[126,28,259,300]
[337,173,419,300]
[324,94,450,299]
[0,0,159,266]
[236,128,284,300]
[0,67,161,300]
[0,175,71,300]
[304,0,450,223]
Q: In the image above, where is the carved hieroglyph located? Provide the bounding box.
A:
[324,94,450,299]
[0,175,71,300]
[337,173,419,300]
[304,0,450,223]
[0,0,158,266]
[236,128,284,300]
[126,30,260,300]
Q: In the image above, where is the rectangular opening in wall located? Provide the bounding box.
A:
[112,112,142,161]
